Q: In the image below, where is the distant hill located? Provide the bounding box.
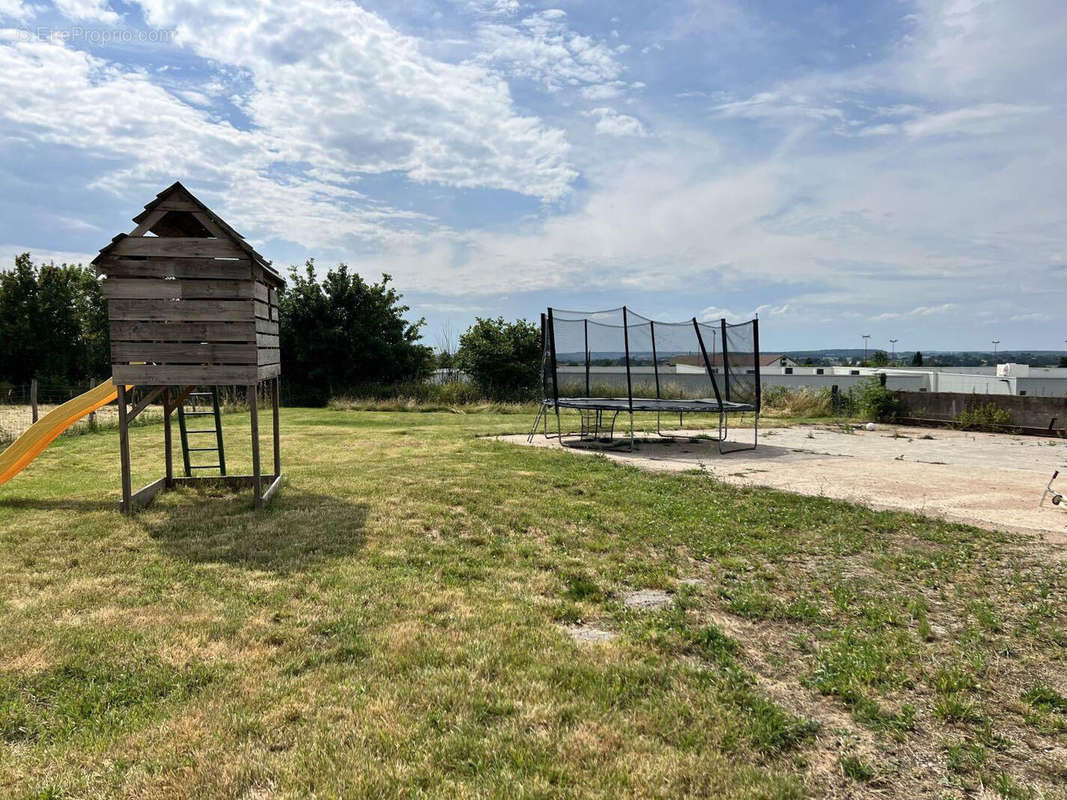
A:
[781,350,1067,367]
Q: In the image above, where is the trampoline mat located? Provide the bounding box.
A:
[550,397,756,414]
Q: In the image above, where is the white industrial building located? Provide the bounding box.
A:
[555,362,1067,398]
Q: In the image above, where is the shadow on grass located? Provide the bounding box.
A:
[0,496,117,512]
[136,486,368,574]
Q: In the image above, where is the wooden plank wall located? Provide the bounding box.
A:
[254,265,281,380]
[100,253,264,385]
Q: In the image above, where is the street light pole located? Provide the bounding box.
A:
[992,338,1000,368]
[889,338,898,362]
[862,334,870,364]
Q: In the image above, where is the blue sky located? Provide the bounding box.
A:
[0,0,1064,353]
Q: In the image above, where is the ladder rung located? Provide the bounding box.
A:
[189,465,222,470]
[189,392,214,397]
[184,411,214,416]
[186,429,218,434]
[187,447,218,452]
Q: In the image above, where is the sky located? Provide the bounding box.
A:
[0,0,1064,354]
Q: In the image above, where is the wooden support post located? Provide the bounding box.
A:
[272,377,281,478]
[30,379,38,424]
[249,384,262,509]
[163,388,174,488]
[117,384,132,514]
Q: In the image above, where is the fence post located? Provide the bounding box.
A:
[88,378,97,429]
[30,379,38,424]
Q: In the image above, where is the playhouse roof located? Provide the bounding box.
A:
[92,181,284,286]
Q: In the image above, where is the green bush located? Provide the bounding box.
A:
[956,403,1012,430]
[856,378,902,422]
[455,317,541,401]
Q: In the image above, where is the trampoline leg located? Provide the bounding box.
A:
[629,412,635,452]
[528,403,546,443]
[719,412,759,454]
[555,407,563,442]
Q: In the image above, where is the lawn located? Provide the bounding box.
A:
[0,407,1063,798]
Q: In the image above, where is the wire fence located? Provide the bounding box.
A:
[0,379,150,446]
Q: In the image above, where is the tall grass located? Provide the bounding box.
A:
[761,386,834,418]
[329,379,535,413]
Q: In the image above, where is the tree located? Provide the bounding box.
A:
[0,253,109,385]
[871,349,889,367]
[0,253,38,383]
[279,261,433,404]
[911,351,923,367]
[455,317,541,400]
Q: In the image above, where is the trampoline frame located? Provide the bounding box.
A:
[528,307,760,453]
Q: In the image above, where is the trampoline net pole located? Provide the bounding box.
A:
[622,306,633,414]
[693,318,723,408]
[539,312,548,403]
[584,319,590,398]
[650,320,660,400]
[547,309,559,406]
[753,318,761,412]
[721,318,730,402]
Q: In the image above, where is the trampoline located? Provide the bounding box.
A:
[528,306,760,452]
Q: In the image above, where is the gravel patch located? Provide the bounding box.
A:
[623,589,672,610]
[563,624,618,644]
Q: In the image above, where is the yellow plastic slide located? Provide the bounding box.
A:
[0,380,124,487]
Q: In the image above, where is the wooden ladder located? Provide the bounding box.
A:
[177,387,227,477]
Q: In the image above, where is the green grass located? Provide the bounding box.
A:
[0,407,1063,798]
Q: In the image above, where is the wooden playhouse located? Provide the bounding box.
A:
[92,182,285,513]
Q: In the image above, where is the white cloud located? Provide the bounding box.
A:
[0,244,98,265]
[901,103,1047,137]
[0,0,581,258]
[473,9,624,93]
[700,303,791,323]
[587,107,647,137]
[0,0,29,21]
[874,304,957,321]
[712,91,847,124]
[580,81,626,101]
[462,0,518,17]
[0,18,573,254]
[129,0,574,201]
[892,0,1067,104]
[53,0,120,23]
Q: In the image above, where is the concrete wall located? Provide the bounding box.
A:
[898,391,1067,430]
[761,374,927,393]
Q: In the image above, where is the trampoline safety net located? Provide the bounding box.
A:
[532,306,760,451]
[540,307,760,412]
